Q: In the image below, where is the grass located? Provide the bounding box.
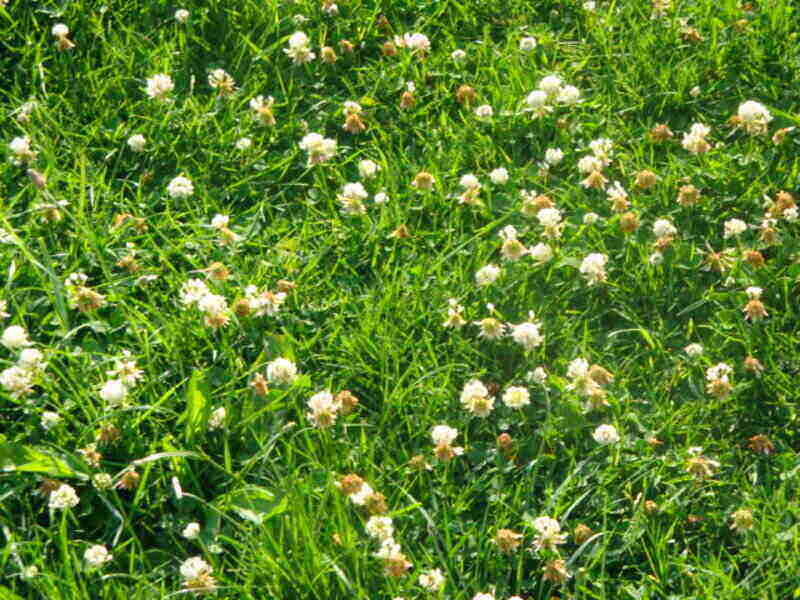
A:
[1,0,800,598]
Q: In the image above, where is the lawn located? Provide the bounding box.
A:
[1,0,800,598]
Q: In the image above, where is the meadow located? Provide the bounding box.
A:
[1,0,800,598]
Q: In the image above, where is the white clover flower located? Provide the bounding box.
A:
[284,31,315,64]
[589,138,613,164]
[373,191,389,204]
[723,218,747,238]
[738,100,772,135]
[577,155,604,174]
[536,207,562,228]
[8,137,37,165]
[519,36,537,51]
[208,406,226,430]
[180,556,212,581]
[489,167,509,184]
[745,286,762,299]
[41,411,61,430]
[419,568,445,591]
[529,243,553,265]
[567,357,590,379]
[459,174,480,190]
[84,545,112,567]
[174,8,190,22]
[299,133,337,165]
[235,137,252,150]
[338,182,369,215]
[583,212,599,225]
[51,23,70,38]
[557,85,581,105]
[431,424,459,446]
[49,484,79,510]
[358,159,380,179]
[99,379,128,407]
[396,32,431,52]
[306,390,339,427]
[460,379,494,417]
[180,279,210,305]
[682,122,711,153]
[0,366,33,398]
[182,522,201,539]
[649,252,664,265]
[2,325,31,349]
[365,516,394,541]
[592,424,620,444]
[544,148,564,165]
[451,49,467,62]
[525,90,548,109]
[706,362,732,381]
[266,357,298,385]
[502,386,530,409]
[653,218,677,238]
[475,264,501,286]
[475,104,493,119]
[197,293,227,316]
[127,134,146,152]
[538,75,563,96]
[579,253,608,285]
[531,516,567,551]
[684,343,704,357]
[511,318,544,351]
[167,176,194,199]
[529,366,548,385]
[145,73,174,100]
[210,214,229,229]
[583,0,597,10]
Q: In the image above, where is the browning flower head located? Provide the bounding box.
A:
[400,91,416,109]
[767,191,796,219]
[543,559,571,584]
[730,508,754,533]
[320,46,338,63]
[573,523,593,544]
[496,432,514,452]
[365,491,388,515]
[456,85,477,105]
[650,124,674,142]
[677,184,701,206]
[746,434,774,455]
[742,250,764,268]
[588,364,614,385]
[644,499,659,515]
[73,287,106,313]
[408,454,432,471]
[335,390,359,415]
[343,113,366,133]
[635,169,658,190]
[204,262,230,281]
[743,299,768,321]
[685,455,719,478]
[702,248,735,273]
[411,171,435,190]
[389,224,411,239]
[743,355,764,375]
[619,212,640,233]
[338,39,354,53]
[493,529,523,553]
[250,373,269,396]
[337,473,364,496]
[116,469,140,490]
[96,424,121,444]
[581,169,608,189]
[772,127,794,145]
